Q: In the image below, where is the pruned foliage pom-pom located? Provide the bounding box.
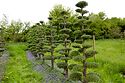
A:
[68,64,77,70]
[59,34,69,39]
[60,28,72,34]
[74,39,83,43]
[85,50,97,58]
[72,65,83,72]
[75,9,88,15]
[75,1,88,9]
[70,72,82,81]
[73,30,81,35]
[72,44,81,48]
[87,72,101,82]
[70,50,80,57]
[73,55,83,62]
[57,62,68,69]
[82,44,92,49]
[81,34,91,39]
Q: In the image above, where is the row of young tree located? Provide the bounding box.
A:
[27,1,101,83]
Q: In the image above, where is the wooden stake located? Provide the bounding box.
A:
[93,35,96,61]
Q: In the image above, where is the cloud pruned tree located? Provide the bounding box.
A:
[69,1,99,83]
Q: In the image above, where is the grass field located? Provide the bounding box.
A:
[88,39,125,83]
[1,43,42,83]
[1,39,125,83]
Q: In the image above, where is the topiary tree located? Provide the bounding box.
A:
[27,22,47,63]
[56,10,72,79]
[44,17,59,69]
[49,4,78,41]
[69,1,98,83]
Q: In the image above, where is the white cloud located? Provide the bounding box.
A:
[0,0,125,24]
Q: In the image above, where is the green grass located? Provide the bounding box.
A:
[1,43,42,83]
[86,39,125,83]
[94,39,125,83]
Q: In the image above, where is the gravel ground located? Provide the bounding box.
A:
[26,51,67,83]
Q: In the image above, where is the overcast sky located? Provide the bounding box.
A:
[0,0,125,24]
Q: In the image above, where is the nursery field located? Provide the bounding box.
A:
[0,39,125,83]
[0,0,125,83]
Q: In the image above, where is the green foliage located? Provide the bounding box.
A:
[57,62,68,69]
[60,28,72,34]
[74,40,83,43]
[0,17,31,42]
[69,72,82,81]
[88,13,124,39]
[72,65,83,72]
[86,62,99,68]
[85,50,97,58]
[59,56,71,60]
[87,72,101,82]
[73,55,83,62]
[75,1,88,9]
[70,1,99,83]
[72,44,81,48]
[27,22,47,55]
[68,64,77,70]
[70,50,80,57]
[81,34,92,39]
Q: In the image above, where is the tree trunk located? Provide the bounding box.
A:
[83,60,87,83]
[50,30,54,69]
[51,48,54,69]
[83,49,87,83]
[64,38,68,79]
[42,54,45,63]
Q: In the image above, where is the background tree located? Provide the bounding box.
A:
[88,13,122,39]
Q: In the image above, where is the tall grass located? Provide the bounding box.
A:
[88,39,125,83]
[2,43,42,83]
